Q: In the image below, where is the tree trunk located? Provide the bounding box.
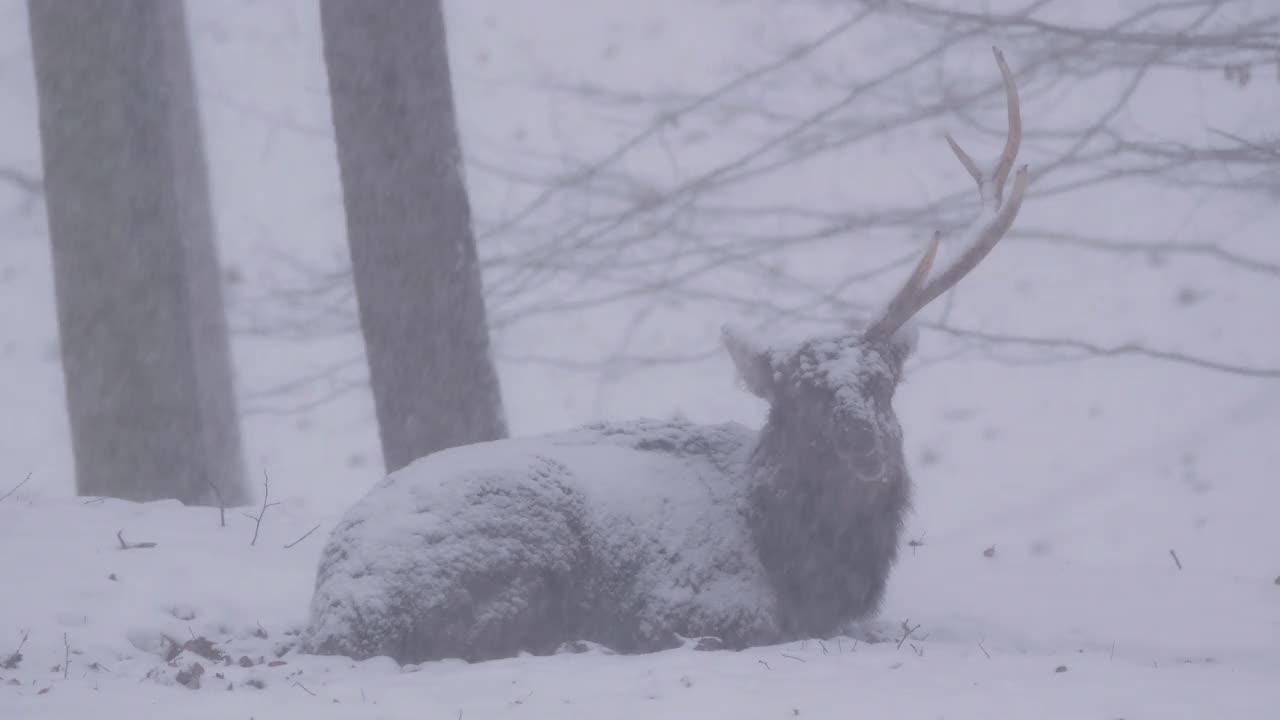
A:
[28,0,248,505]
[319,0,508,473]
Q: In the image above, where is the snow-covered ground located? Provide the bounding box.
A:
[0,490,1276,718]
[1,0,1278,717]
[2,456,1278,719]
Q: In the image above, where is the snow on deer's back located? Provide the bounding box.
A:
[302,419,782,662]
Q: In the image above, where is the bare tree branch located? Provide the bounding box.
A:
[0,473,32,504]
[238,0,1280,415]
[921,322,1280,378]
[0,166,42,196]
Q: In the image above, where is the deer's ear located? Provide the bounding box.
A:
[722,325,776,401]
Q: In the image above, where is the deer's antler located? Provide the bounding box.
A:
[866,46,1027,342]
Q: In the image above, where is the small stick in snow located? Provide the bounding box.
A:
[1168,549,1183,570]
[2,629,28,669]
[780,653,806,663]
[1109,640,1116,661]
[978,638,991,660]
[204,475,226,528]
[62,633,69,680]
[907,533,926,556]
[293,680,317,696]
[816,639,828,656]
[757,659,772,670]
[116,530,157,550]
[896,619,921,650]
[0,472,31,504]
[283,523,322,550]
[245,470,281,547]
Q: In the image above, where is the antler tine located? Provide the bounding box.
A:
[945,133,982,187]
[989,46,1022,202]
[899,165,1028,317]
[945,47,1022,205]
[864,231,941,341]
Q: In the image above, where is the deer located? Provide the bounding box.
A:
[301,47,1028,665]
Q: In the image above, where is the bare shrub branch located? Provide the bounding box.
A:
[246,471,281,547]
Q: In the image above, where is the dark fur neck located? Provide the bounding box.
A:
[746,407,912,638]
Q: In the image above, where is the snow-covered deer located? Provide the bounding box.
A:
[302,47,1028,664]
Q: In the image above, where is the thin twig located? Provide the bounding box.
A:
[248,470,281,547]
[205,476,226,528]
[294,680,317,696]
[0,166,42,196]
[924,323,1280,379]
[896,620,922,650]
[0,473,32,504]
[283,523,322,550]
[62,633,69,680]
[1169,548,1183,570]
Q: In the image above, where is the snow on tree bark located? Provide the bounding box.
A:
[27,0,247,505]
[319,0,507,473]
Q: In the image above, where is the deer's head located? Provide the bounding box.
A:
[724,47,1027,474]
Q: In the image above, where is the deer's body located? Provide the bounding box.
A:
[303,48,1027,665]
[303,335,914,664]
[304,419,773,663]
